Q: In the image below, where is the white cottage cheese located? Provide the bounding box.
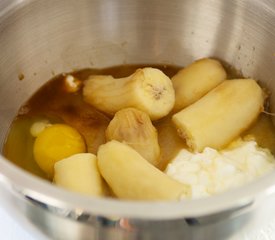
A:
[165,140,275,199]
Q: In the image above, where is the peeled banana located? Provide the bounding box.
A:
[97,140,190,200]
[54,153,104,196]
[83,67,175,120]
[172,58,226,112]
[105,108,160,166]
[172,79,265,152]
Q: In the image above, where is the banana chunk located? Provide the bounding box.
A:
[97,140,190,200]
[172,58,226,112]
[54,153,104,196]
[172,79,265,152]
[83,67,175,120]
[106,108,160,166]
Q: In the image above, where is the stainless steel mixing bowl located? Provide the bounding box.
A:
[1,0,275,239]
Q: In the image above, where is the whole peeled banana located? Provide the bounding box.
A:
[172,58,226,112]
[106,108,160,166]
[83,67,175,120]
[172,79,265,152]
[97,140,190,200]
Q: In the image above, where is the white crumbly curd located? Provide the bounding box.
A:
[64,75,82,92]
[165,140,275,199]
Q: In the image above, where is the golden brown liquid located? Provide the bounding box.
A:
[3,64,275,179]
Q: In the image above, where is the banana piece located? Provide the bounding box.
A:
[172,58,226,112]
[97,140,190,200]
[172,79,265,152]
[83,67,175,120]
[105,108,160,166]
[54,153,104,196]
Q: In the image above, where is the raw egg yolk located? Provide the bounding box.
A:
[33,124,86,178]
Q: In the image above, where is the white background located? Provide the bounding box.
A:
[0,206,47,240]
[0,207,35,240]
